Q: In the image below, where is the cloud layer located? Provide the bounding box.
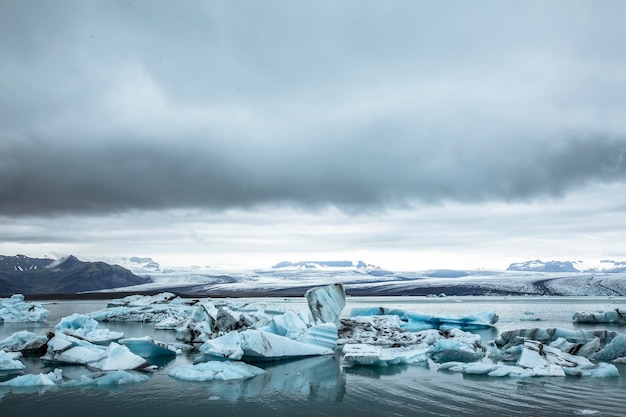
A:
[1,1,626,221]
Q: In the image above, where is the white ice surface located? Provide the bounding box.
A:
[0,294,49,322]
[168,361,265,381]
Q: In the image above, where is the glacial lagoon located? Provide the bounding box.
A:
[2,296,626,417]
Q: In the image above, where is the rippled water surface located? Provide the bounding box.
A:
[1,296,626,417]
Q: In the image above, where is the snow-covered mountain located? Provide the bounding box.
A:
[506,260,580,273]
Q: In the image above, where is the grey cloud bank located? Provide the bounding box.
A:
[1,1,626,268]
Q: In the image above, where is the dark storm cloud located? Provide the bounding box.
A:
[1,1,626,216]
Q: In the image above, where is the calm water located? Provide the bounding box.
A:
[1,296,626,417]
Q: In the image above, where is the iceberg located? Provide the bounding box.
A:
[0,350,25,371]
[120,336,182,357]
[0,294,49,322]
[573,309,626,324]
[305,283,346,326]
[350,307,498,331]
[493,327,626,362]
[0,330,49,353]
[168,361,265,381]
[62,370,150,386]
[0,369,63,387]
[443,339,619,378]
[342,343,429,366]
[42,333,149,371]
[200,328,336,361]
[55,313,124,344]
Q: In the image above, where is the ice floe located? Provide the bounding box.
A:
[0,350,25,371]
[120,336,185,357]
[350,306,498,331]
[55,313,123,344]
[0,294,49,322]
[0,369,63,387]
[168,361,265,381]
[443,339,619,378]
[201,327,337,361]
[0,330,48,353]
[573,309,626,324]
[62,370,150,386]
[42,332,149,371]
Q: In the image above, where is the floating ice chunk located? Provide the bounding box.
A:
[202,329,335,361]
[241,329,335,360]
[119,336,182,357]
[350,307,498,331]
[573,309,626,324]
[342,343,429,366]
[0,369,62,386]
[42,333,148,371]
[0,294,49,322]
[63,370,150,386]
[305,283,345,326]
[0,350,25,371]
[92,342,149,371]
[0,330,48,353]
[429,338,485,363]
[55,313,123,344]
[563,362,619,377]
[493,328,626,362]
[168,361,265,381]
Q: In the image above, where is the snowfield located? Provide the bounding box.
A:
[92,263,626,297]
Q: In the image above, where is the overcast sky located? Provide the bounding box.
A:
[1,1,626,270]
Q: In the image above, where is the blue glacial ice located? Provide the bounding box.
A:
[55,313,124,344]
[573,309,626,324]
[350,306,498,331]
[120,336,185,357]
[0,294,49,322]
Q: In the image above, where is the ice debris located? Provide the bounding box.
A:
[0,350,25,371]
[200,325,337,360]
[350,307,498,331]
[0,294,49,322]
[573,309,626,324]
[0,369,63,387]
[42,333,149,371]
[62,370,150,386]
[444,339,619,378]
[0,330,48,353]
[493,328,626,362]
[168,361,265,381]
[55,313,123,344]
